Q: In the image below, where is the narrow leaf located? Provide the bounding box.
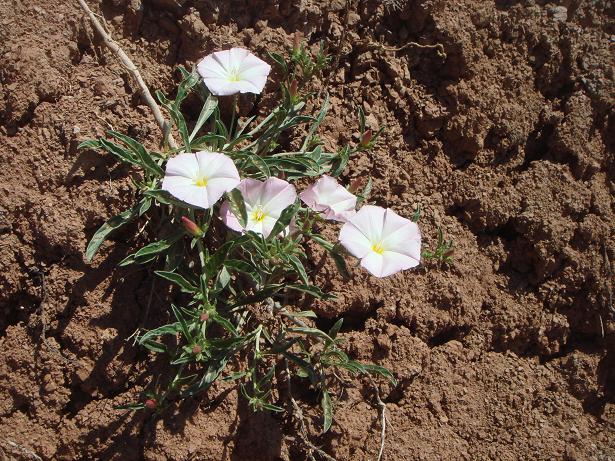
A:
[86,202,144,262]
[155,271,198,293]
[322,391,333,433]
[226,189,247,228]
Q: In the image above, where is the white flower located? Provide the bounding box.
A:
[197,48,271,96]
[299,175,357,222]
[162,151,240,209]
[339,205,421,278]
[220,177,297,238]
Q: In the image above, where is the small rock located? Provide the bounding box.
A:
[547,5,567,22]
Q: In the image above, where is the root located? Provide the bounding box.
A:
[370,39,446,59]
[33,269,73,365]
[76,0,178,150]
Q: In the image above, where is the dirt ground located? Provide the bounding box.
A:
[1,0,614,459]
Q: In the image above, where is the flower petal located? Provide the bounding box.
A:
[258,215,279,239]
[379,251,419,277]
[219,200,243,233]
[163,183,209,208]
[194,151,240,181]
[196,54,228,79]
[197,48,271,96]
[339,221,372,258]
[260,177,297,217]
[380,209,421,261]
[345,205,385,242]
[237,178,265,208]
[300,176,356,222]
[205,177,240,205]
[164,153,199,179]
[360,251,385,277]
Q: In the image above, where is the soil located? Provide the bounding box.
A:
[1,0,614,459]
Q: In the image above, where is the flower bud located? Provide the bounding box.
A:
[192,345,202,354]
[293,32,303,53]
[200,312,209,322]
[145,398,157,410]
[289,79,299,98]
[359,129,372,147]
[181,216,203,237]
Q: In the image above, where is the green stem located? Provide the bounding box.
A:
[229,94,238,141]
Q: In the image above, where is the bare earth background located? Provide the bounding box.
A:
[0,0,614,459]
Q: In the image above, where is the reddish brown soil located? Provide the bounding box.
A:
[1,0,614,459]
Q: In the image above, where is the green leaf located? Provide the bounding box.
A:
[107,130,163,177]
[182,358,228,397]
[288,255,309,285]
[99,138,139,165]
[114,402,146,411]
[224,259,259,283]
[331,145,351,177]
[155,271,198,293]
[330,244,350,278]
[361,364,397,385]
[301,92,329,151]
[119,239,173,266]
[357,105,366,133]
[85,200,150,262]
[356,177,372,206]
[262,403,285,412]
[78,139,102,150]
[322,390,333,432]
[138,322,181,344]
[189,94,218,141]
[248,154,271,178]
[287,283,335,300]
[288,327,334,343]
[222,371,248,382]
[214,266,231,292]
[268,201,299,240]
[143,189,193,208]
[328,318,343,339]
[171,304,192,341]
[267,51,288,74]
[210,312,239,337]
[309,233,334,251]
[226,189,248,228]
[141,338,167,353]
[190,133,228,149]
[283,352,317,384]
[281,310,317,318]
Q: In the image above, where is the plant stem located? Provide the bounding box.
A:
[229,94,238,141]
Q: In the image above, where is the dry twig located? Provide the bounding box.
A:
[368,376,389,461]
[3,440,43,461]
[76,0,178,149]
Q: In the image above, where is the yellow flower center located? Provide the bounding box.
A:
[371,243,385,255]
[251,208,266,222]
[195,177,208,187]
[228,71,241,82]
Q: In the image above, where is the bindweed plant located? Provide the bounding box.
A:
[81,40,422,441]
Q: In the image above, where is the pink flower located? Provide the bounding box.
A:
[299,175,357,222]
[220,177,297,238]
[339,205,421,278]
[162,151,240,209]
[197,48,271,96]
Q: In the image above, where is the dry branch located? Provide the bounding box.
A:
[76,0,178,149]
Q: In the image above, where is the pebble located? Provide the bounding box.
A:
[547,5,567,22]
